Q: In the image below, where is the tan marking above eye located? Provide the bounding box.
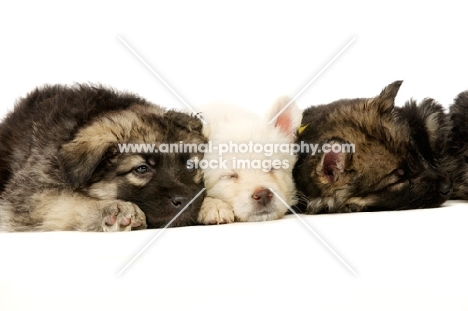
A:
[147,158,156,166]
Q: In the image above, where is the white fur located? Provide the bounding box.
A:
[197,97,301,224]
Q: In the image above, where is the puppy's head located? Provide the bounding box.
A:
[294,81,452,213]
[59,106,206,228]
[202,96,301,222]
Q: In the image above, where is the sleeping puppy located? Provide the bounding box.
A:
[0,84,206,232]
[197,97,301,224]
[446,91,468,199]
[293,81,452,214]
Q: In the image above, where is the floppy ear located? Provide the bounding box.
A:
[165,110,204,134]
[59,139,116,189]
[266,95,302,139]
[372,80,403,115]
[58,119,122,188]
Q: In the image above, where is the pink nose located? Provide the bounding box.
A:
[252,188,273,206]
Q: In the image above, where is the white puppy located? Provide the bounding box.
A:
[196,96,302,224]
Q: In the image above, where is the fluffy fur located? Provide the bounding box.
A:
[0,84,206,231]
[294,81,452,214]
[446,91,468,199]
[197,96,302,224]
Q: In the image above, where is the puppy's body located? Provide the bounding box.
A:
[197,97,301,224]
[0,85,205,231]
[447,91,468,199]
[294,81,452,214]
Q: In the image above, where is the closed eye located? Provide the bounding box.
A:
[365,168,407,193]
[220,172,238,180]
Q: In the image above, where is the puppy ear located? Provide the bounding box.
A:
[317,141,352,184]
[59,139,116,189]
[165,110,204,134]
[266,95,302,139]
[373,80,403,114]
[59,120,121,189]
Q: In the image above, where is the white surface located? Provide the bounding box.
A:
[1,1,468,310]
[1,202,467,310]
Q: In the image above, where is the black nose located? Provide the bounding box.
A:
[438,177,453,197]
[171,196,189,209]
[252,188,273,206]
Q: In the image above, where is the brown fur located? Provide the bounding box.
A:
[0,84,206,231]
[293,81,452,213]
[446,91,468,199]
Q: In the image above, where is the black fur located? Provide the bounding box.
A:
[447,91,468,199]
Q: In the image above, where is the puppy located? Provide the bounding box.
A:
[0,84,206,232]
[196,97,301,224]
[446,91,468,199]
[293,81,452,214]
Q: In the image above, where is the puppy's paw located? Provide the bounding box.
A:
[198,197,234,225]
[101,201,147,232]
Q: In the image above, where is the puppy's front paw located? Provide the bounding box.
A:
[101,201,147,232]
[198,197,234,225]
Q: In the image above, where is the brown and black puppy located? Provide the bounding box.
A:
[446,91,468,199]
[293,81,452,214]
[0,84,206,232]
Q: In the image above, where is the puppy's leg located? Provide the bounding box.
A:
[3,190,147,232]
[197,197,235,225]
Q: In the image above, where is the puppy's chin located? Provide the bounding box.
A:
[232,195,296,222]
[235,207,286,222]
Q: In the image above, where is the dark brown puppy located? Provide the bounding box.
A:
[446,91,468,199]
[0,84,205,231]
[293,81,452,214]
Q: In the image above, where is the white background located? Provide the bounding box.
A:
[1,1,467,119]
[1,1,468,310]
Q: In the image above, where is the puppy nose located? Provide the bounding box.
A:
[171,196,189,209]
[438,177,453,197]
[252,189,273,206]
